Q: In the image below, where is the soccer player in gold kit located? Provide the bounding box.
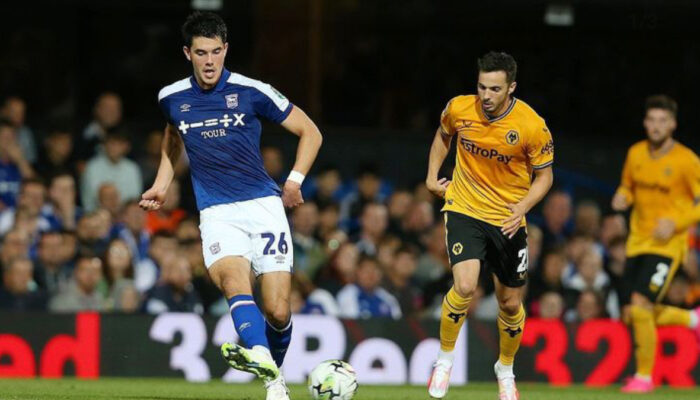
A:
[426,52,553,400]
[612,95,700,393]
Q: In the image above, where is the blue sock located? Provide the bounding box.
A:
[228,295,269,349]
[266,319,293,367]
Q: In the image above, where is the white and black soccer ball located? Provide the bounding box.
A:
[307,359,358,400]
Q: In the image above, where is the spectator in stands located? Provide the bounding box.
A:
[49,255,105,312]
[566,289,605,322]
[145,179,185,233]
[292,202,326,281]
[81,130,142,212]
[376,234,401,270]
[138,130,164,187]
[398,200,434,250]
[339,164,386,232]
[317,203,341,243]
[526,246,567,311]
[337,256,402,319]
[35,129,77,182]
[46,173,80,230]
[574,199,601,238]
[352,202,388,256]
[316,242,359,295]
[527,223,544,271]
[386,189,413,235]
[382,245,422,316]
[101,238,135,309]
[80,92,123,160]
[144,253,203,314]
[134,230,178,293]
[0,257,46,311]
[308,165,342,209]
[176,218,223,314]
[115,200,150,264]
[0,119,34,210]
[33,231,72,295]
[600,213,627,249]
[75,209,113,256]
[540,190,573,250]
[261,146,286,185]
[415,223,449,286]
[563,243,609,294]
[0,229,30,271]
[538,291,565,319]
[1,96,37,163]
[0,179,52,242]
[97,183,122,219]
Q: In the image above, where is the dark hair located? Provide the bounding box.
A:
[152,229,176,242]
[182,11,227,47]
[20,177,45,190]
[478,51,517,83]
[105,129,130,143]
[645,94,677,118]
[0,117,12,130]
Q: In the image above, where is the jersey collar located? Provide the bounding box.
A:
[480,97,517,123]
[190,68,231,95]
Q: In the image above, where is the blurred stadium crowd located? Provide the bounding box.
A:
[1,92,699,321]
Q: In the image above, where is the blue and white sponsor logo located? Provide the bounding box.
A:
[179,103,191,113]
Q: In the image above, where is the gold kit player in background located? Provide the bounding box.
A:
[612,95,700,393]
[425,52,554,400]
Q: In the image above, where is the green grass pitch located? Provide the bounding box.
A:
[1,378,700,400]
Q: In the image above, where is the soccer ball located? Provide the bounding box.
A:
[307,360,358,400]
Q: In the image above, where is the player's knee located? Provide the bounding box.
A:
[264,303,291,328]
[498,297,521,315]
[453,280,477,299]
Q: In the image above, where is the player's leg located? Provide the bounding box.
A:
[489,224,528,400]
[208,256,279,379]
[622,254,674,393]
[429,212,485,399]
[259,271,293,367]
[652,258,700,333]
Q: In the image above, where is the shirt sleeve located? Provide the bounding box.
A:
[615,147,635,204]
[439,98,456,136]
[673,152,700,231]
[526,119,554,169]
[157,93,172,124]
[252,83,293,124]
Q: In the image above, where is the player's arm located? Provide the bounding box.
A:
[425,127,453,198]
[502,166,553,238]
[660,154,700,237]
[502,120,554,238]
[139,123,183,210]
[426,99,456,198]
[612,148,634,211]
[279,105,323,208]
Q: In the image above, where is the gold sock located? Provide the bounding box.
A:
[630,305,656,377]
[497,303,525,366]
[439,286,472,352]
[654,304,691,327]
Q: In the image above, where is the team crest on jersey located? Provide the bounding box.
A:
[452,242,463,256]
[225,93,238,109]
[505,130,519,145]
[179,104,191,113]
[210,242,221,255]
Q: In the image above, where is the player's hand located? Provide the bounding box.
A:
[426,177,451,198]
[611,192,630,211]
[282,180,303,208]
[139,187,166,211]
[501,203,527,239]
[653,218,676,242]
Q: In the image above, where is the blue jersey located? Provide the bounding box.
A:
[158,69,292,210]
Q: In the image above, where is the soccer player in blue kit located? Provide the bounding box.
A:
[140,12,322,400]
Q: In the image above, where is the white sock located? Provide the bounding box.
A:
[437,349,454,363]
[253,345,272,359]
[635,373,652,382]
[689,311,699,328]
[495,360,514,378]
